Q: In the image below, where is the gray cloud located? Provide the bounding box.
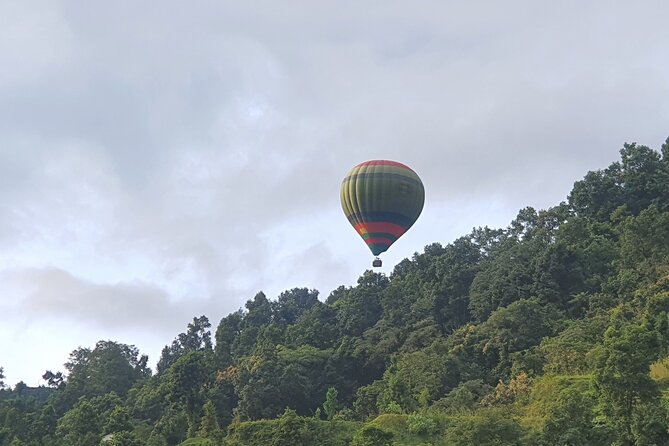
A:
[1,0,668,382]
[14,268,184,331]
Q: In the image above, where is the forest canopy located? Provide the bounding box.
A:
[1,138,669,445]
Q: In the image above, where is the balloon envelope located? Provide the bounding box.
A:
[340,160,425,256]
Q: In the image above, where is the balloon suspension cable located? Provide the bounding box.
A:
[372,257,382,268]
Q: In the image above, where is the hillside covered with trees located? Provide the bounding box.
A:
[1,138,669,445]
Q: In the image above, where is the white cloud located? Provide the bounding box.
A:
[0,0,668,385]
[15,268,179,329]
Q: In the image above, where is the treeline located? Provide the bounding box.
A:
[1,139,669,445]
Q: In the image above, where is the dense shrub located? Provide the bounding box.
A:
[350,425,393,446]
[406,414,438,435]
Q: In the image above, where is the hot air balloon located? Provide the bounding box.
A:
[340,160,425,267]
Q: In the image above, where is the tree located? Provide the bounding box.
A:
[272,288,320,326]
[443,409,524,446]
[197,400,221,441]
[617,206,669,292]
[56,398,103,445]
[481,372,532,407]
[165,351,213,433]
[276,408,316,445]
[244,292,273,326]
[150,405,189,446]
[29,403,59,443]
[42,370,65,389]
[332,272,387,337]
[103,406,133,435]
[468,228,537,320]
[0,367,5,390]
[569,164,624,221]
[353,381,385,420]
[618,143,666,214]
[631,400,669,446]
[323,387,338,421]
[214,310,243,369]
[540,316,608,375]
[537,385,609,446]
[568,142,668,221]
[285,302,339,349]
[425,238,481,333]
[233,350,284,420]
[472,299,565,380]
[433,379,493,412]
[158,316,212,373]
[105,431,144,446]
[594,311,665,444]
[58,341,149,412]
[230,292,273,358]
[376,345,460,413]
[13,382,27,398]
[126,375,168,423]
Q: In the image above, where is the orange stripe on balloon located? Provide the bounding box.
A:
[355,222,406,237]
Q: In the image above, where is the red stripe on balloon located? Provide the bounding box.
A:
[355,222,407,237]
[356,160,416,172]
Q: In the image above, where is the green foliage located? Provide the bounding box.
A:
[353,381,384,420]
[233,351,284,421]
[197,400,221,441]
[214,310,243,369]
[104,406,133,434]
[405,413,438,436]
[447,299,564,383]
[272,288,320,326]
[350,425,393,446]
[4,138,669,446]
[178,439,216,446]
[158,316,213,374]
[104,431,144,446]
[285,302,339,349]
[630,400,669,446]
[381,401,402,415]
[332,272,387,337]
[126,375,169,423]
[55,393,125,445]
[442,409,525,446]
[167,351,213,416]
[323,387,338,421]
[150,405,189,446]
[375,341,461,413]
[226,411,359,446]
[527,378,611,446]
[58,341,150,411]
[594,311,667,444]
[540,316,608,375]
[367,413,406,433]
[618,206,669,290]
[432,379,493,412]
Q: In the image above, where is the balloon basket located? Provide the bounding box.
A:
[372,258,382,267]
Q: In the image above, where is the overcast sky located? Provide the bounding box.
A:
[1,1,668,386]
